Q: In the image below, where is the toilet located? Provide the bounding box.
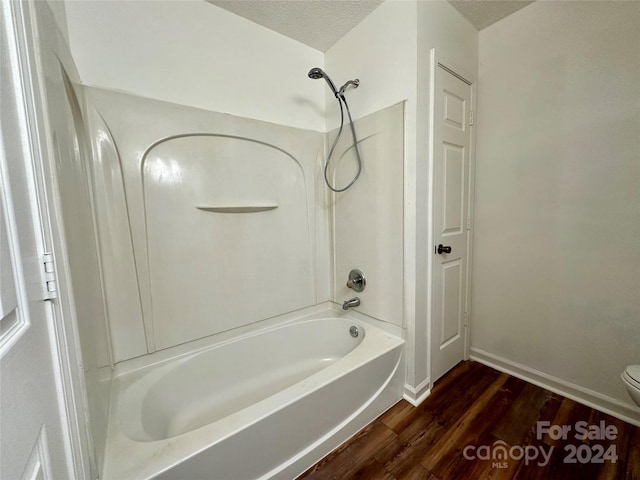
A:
[622,365,640,406]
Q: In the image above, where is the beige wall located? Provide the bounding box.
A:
[471,1,640,421]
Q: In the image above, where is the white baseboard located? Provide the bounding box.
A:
[470,347,640,428]
[403,379,431,407]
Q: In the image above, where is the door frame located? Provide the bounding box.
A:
[6,2,94,478]
[427,48,477,389]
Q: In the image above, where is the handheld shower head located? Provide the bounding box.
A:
[307,67,363,192]
[307,67,324,79]
[307,67,338,97]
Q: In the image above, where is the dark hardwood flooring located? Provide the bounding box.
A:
[299,361,640,480]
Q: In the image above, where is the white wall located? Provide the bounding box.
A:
[325,0,417,372]
[414,0,478,397]
[64,0,325,132]
[325,0,478,401]
[324,0,417,130]
[472,1,640,421]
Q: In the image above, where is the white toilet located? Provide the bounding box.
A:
[622,365,640,406]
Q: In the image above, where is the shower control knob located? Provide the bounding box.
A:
[346,269,366,292]
[436,244,452,255]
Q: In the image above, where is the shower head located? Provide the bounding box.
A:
[308,67,338,97]
[308,67,324,80]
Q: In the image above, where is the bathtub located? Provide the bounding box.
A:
[102,312,404,480]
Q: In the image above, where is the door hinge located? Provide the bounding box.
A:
[466,215,472,230]
[464,311,469,327]
[469,110,474,126]
[42,252,57,300]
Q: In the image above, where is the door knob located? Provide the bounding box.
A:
[436,244,452,254]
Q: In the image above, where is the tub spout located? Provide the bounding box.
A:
[342,297,360,310]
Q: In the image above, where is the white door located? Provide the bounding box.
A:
[0,3,71,479]
[431,63,473,383]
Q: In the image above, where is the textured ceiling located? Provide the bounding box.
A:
[206,0,536,52]
[447,0,535,30]
[206,0,384,51]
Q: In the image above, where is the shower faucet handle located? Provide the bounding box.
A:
[346,269,366,293]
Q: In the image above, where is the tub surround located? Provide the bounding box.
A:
[82,87,408,478]
[84,87,329,362]
[85,87,407,365]
[331,102,404,329]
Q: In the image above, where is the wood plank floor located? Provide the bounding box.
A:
[299,361,640,480]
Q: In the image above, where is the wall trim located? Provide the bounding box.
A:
[470,347,640,428]
[403,379,431,407]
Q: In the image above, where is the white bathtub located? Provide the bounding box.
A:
[102,313,404,480]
